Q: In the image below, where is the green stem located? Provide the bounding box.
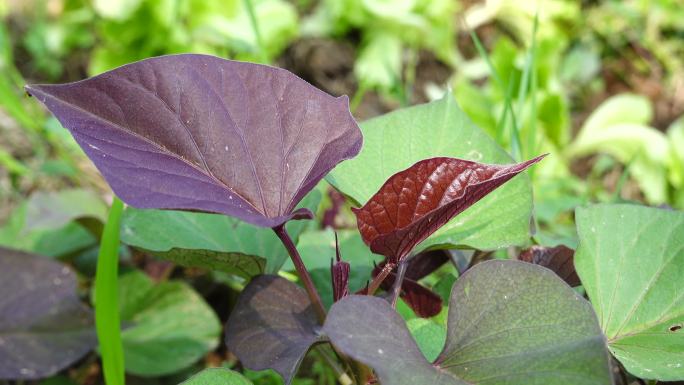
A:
[95,197,125,385]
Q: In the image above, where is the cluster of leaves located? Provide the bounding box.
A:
[0,55,682,385]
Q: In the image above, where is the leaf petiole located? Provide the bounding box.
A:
[273,224,327,323]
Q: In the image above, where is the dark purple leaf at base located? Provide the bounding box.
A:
[0,247,96,380]
[225,275,322,385]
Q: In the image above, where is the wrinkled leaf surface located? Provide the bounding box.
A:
[353,155,545,261]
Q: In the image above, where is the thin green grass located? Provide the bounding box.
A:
[468,29,522,161]
[95,197,125,385]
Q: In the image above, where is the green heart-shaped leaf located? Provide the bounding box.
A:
[575,203,684,380]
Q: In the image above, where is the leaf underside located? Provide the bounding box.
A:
[225,275,322,385]
[324,260,612,385]
[26,54,362,227]
[575,204,684,380]
[353,155,545,261]
[0,247,96,380]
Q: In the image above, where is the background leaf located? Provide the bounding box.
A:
[26,54,362,228]
[224,275,322,385]
[180,368,253,385]
[24,189,107,233]
[115,270,221,377]
[323,260,612,385]
[407,318,446,363]
[121,190,320,275]
[575,204,684,380]
[327,95,535,251]
[0,247,96,380]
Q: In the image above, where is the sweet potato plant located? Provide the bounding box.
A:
[1,54,682,385]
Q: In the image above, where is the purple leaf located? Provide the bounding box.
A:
[353,155,546,262]
[0,247,96,380]
[519,245,580,287]
[331,233,350,302]
[224,275,322,384]
[26,54,362,228]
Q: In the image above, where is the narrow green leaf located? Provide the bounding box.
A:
[95,197,125,385]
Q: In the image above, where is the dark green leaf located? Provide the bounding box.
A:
[121,190,320,275]
[324,260,612,385]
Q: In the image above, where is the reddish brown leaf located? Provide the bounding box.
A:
[518,245,580,287]
[352,155,546,262]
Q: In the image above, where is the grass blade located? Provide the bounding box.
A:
[95,197,125,385]
[468,28,521,160]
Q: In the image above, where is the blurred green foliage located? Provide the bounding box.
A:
[2,0,684,383]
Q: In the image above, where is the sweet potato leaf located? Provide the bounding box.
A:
[518,245,580,286]
[575,204,684,380]
[26,54,361,228]
[0,247,96,380]
[353,155,545,261]
[324,260,612,385]
[328,95,538,251]
[120,190,320,275]
[225,275,323,385]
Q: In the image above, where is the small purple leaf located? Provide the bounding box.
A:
[0,247,96,380]
[331,233,350,302]
[353,155,546,262]
[26,54,362,228]
[519,245,580,287]
[225,275,322,384]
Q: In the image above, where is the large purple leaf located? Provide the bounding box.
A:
[0,247,96,380]
[224,275,322,384]
[26,54,362,228]
[353,155,546,262]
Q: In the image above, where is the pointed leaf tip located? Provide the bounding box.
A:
[27,54,362,228]
[354,154,546,261]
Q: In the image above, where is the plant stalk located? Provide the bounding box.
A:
[366,262,395,296]
[389,260,408,308]
[273,225,327,323]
